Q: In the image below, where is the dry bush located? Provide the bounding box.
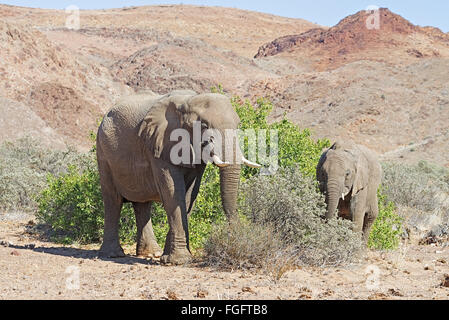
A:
[382,161,449,213]
[240,167,363,267]
[205,167,363,270]
[382,161,449,238]
[242,167,363,267]
[0,137,88,211]
[203,218,284,270]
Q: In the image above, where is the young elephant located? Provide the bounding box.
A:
[316,142,382,243]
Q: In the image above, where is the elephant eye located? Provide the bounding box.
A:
[346,170,351,177]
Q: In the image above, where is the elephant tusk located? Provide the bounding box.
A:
[342,193,345,201]
[242,157,262,169]
[212,154,230,168]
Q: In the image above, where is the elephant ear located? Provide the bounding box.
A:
[138,96,189,161]
[352,150,369,196]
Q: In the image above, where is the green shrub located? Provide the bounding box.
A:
[187,165,225,250]
[368,190,403,250]
[36,164,137,244]
[233,97,330,178]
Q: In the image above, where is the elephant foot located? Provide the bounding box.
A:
[160,248,192,265]
[98,241,125,258]
[137,240,163,259]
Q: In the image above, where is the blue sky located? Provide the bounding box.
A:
[2,0,449,32]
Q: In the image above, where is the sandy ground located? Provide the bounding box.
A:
[0,214,448,300]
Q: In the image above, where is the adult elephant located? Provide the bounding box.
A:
[316,142,382,243]
[96,90,260,265]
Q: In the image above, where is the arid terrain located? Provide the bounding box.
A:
[0,4,448,300]
[0,4,448,162]
[1,214,448,300]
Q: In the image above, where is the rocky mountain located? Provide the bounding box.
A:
[255,8,449,71]
[0,5,447,166]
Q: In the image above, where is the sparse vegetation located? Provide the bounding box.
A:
[239,167,363,267]
[382,161,449,213]
[203,218,284,270]
[0,137,86,212]
[380,161,449,244]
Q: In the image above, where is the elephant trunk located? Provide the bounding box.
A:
[219,164,241,221]
[326,179,341,219]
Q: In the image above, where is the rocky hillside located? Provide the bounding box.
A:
[0,18,131,148]
[255,8,449,71]
[0,5,447,166]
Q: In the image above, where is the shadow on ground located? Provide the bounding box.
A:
[6,243,160,266]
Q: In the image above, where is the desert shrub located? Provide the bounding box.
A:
[0,137,86,211]
[381,161,449,213]
[239,167,363,267]
[368,190,403,250]
[203,218,284,270]
[381,161,449,245]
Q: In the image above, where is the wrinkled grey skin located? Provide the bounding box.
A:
[96,90,242,265]
[316,142,382,243]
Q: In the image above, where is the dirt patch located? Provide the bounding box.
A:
[0,215,448,300]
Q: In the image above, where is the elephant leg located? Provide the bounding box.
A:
[132,202,163,258]
[185,169,205,218]
[156,166,192,265]
[362,198,379,244]
[350,190,367,235]
[98,164,125,258]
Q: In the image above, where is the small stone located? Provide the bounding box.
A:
[388,288,403,297]
[196,290,208,298]
[10,250,20,256]
[441,275,449,288]
[242,286,255,294]
[166,290,179,300]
